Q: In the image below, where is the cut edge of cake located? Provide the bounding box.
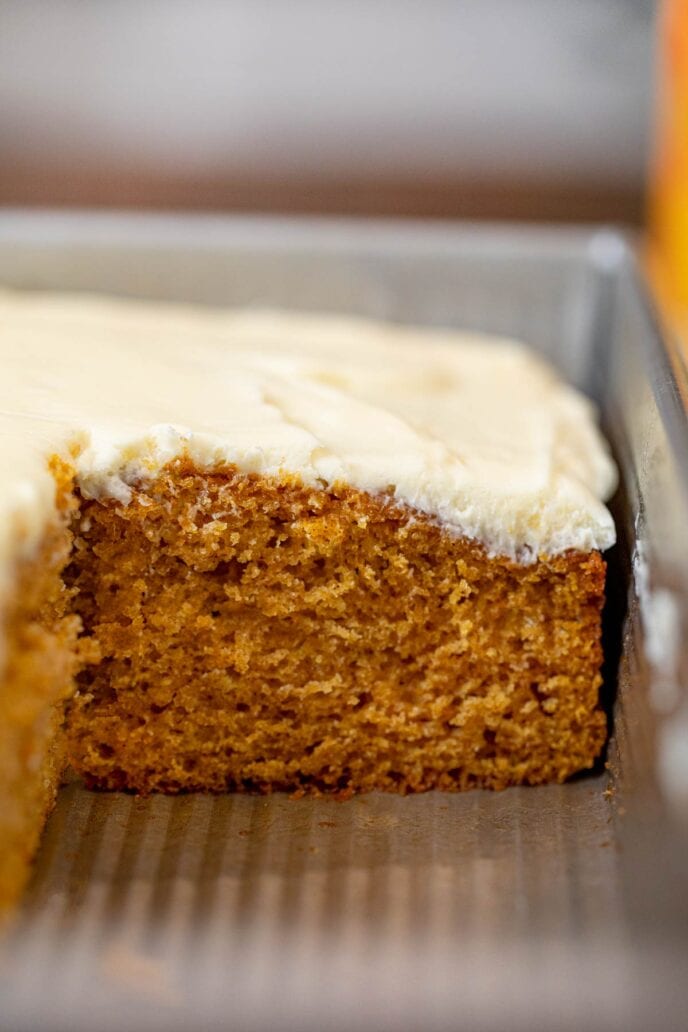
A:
[0,460,80,912]
[63,458,608,797]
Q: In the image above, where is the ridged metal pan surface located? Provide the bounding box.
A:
[0,213,686,1032]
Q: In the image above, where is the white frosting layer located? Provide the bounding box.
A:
[0,290,617,596]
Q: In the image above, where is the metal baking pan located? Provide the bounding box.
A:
[0,212,686,1032]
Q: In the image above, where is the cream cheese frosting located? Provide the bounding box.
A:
[0,290,617,597]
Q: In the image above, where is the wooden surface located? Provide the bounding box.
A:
[0,161,644,225]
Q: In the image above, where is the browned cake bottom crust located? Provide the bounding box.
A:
[0,462,80,910]
[64,460,607,795]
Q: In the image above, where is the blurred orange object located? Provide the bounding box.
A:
[648,0,688,339]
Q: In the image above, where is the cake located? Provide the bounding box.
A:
[0,291,617,908]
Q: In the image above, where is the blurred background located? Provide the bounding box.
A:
[3,0,687,338]
[0,0,654,223]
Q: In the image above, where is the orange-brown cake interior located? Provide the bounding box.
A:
[0,462,80,910]
[64,460,607,796]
